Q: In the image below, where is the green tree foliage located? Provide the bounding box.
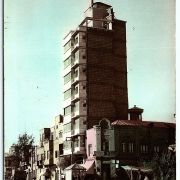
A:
[11,133,34,169]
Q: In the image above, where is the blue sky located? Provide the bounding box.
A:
[4,0,175,152]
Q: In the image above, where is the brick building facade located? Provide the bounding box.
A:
[62,1,128,164]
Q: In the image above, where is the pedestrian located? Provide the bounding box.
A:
[137,169,142,180]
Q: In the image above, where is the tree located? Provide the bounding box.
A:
[145,149,176,180]
[11,133,34,169]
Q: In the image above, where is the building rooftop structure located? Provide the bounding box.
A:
[112,120,175,128]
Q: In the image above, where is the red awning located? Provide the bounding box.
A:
[82,159,95,174]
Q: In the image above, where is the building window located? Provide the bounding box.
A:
[74,138,79,148]
[64,40,71,52]
[63,122,71,133]
[154,146,160,153]
[83,103,86,107]
[59,144,63,155]
[74,119,79,129]
[122,143,126,152]
[59,131,63,138]
[75,86,78,94]
[75,69,78,77]
[83,120,86,125]
[47,151,49,159]
[74,101,79,111]
[64,56,71,69]
[103,141,109,155]
[74,36,78,45]
[64,89,71,100]
[88,144,92,156]
[64,141,71,149]
[50,133,53,140]
[64,106,71,116]
[75,50,79,60]
[64,72,71,84]
[55,151,58,158]
[82,68,86,73]
[80,137,85,147]
[128,143,134,153]
[141,145,148,153]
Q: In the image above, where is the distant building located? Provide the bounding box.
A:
[85,111,175,179]
[27,115,64,180]
[4,153,14,180]
[113,106,175,166]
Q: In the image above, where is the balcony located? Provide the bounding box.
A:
[37,160,44,167]
[73,127,86,136]
[80,17,113,30]
[71,75,79,85]
[71,49,86,69]
[73,118,87,136]
[71,43,79,53]
[71,58,79,69]
[44,154,53,166]
[73,146,85,154]
[71,111,80,119]
[63,114,72,124]
[63,81,71,92]
[63,97,72,108]
[71,89,86,103]
[71,93,80,102]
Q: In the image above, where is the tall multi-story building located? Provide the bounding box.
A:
[62,1,128,163]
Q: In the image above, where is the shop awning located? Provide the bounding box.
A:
[121,166,152,173]
[65,163,86,171]
[82,159,95,174]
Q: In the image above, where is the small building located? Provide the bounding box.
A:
[86,118,116,179]
[84,106,175,179]
[64,163,86,180]
[113,106,175,166]
[4,153,14,180]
